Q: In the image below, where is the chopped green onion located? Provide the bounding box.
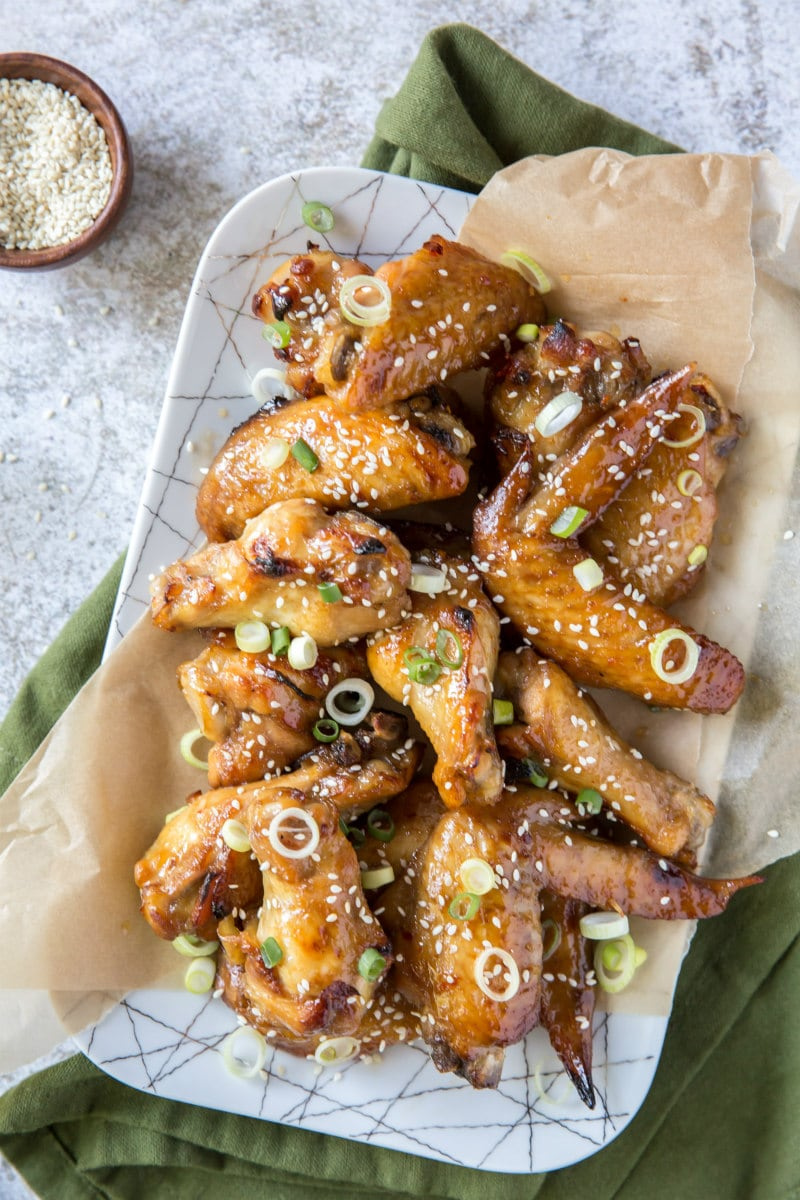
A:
[662,403,706,448]
[493,699,515,725]
[288,632,318,670]
[165,804,188,823]
[318,581,343,603]
[291,438,319,472]
[252,368,292,406]
[688,544,708,567]
[409,562,448,594]
[535,391,583,438]
[267,807,320,859]
[459,857,497,896]
[649,627,699,686]
[220,818,251,853]
[313,717,340,743]
[449,892,480,921]
[577,788,603,815]
[358,948,387,982]
[270,625,291,656]
[572,558,604,592]
[522,758,549,788]
[314,1036,360,1066]
[235,619,271,653]
[260,936,283,968]
[474,947,520,1002]
[325,678,374,726]
[677,468,703,496]
[550,505,588,538]
[184,957,216,994]
[180,728,209,771]
[404,646,436,668]
[338,817,366,848]
[172,934,218,958]
[635,945,649,968]
[222,1026,267,1078]
[579,911,630,941]
[366,808,395,843]
[515,323,540,342]
[339,275,392,327]
[594,933,646,994]
[407,659,442,685]
[361,864,395,890]
[259,436,290,470]
[338,817,349,836]
[541,918,562,961]
[435,628,464,669]
[500,250,552,294]
[301,200,335,233]
[263,320,291,349]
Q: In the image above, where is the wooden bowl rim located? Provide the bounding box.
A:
[0,51,133,270]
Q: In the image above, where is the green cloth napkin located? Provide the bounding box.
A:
[1,22,798,1200]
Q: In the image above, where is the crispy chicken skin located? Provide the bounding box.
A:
[150,499,411,643]
[473,368,745,712]
[254,236,546,411]
[495,649,715,859]
[538,892,596,1109]
[215,793,392,1044]
[367,550,503,809]
[196,388,476,542]
[178,634,368,787]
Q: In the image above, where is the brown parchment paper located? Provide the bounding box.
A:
[1,149,799,1068]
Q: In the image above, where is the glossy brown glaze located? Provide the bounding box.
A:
[538,893,596,1108]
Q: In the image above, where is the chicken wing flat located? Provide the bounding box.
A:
[495,648,715,859]
[134,787,262,943]
[178,634,368,787]
[151,499,411,643]
[367,550,503,808]
[538,892,596,1109]
[255,236,546,411]
[196,387,475,542]
[582,373,744,606]
[473,368,745,713]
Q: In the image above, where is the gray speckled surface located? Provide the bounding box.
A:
[1,2,798,1196]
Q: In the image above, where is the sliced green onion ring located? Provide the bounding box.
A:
[235,619,271,653]
[287,632,318,670]
[313,717,340,743]
[172,934,218,958]
[291,437,319,472]
[251,368,294,406]
[677,468,703,496]
[500,250,552,294]
[184,957,216,994]
[662,403,707,448]
[449,892,480,921]
[301,200,335,233]
[515,322,540,342]
[339,275,392,327]
[409,563,448,595]
[259,436,290,470]
[361,864,396,890]
[325,678,375,726]
[404,646,436,669]
[260,936,283,968]
[688,544,708,567]
[459,857,497,896]
[220,818,251,853]
[318,581,343,604]
[572,558,604,592]
[435,628,464,669]
[263,320,291,349]
[222,1026,267,1078]
[649,627,700,686]
[577,787,603,815]
[314,1036,360,1066]
[550,505,588,538]
[493,699,515,725]
[407,658,442,685]
[366,808,395,842]
[579,911,630,941]
[180,728,209,770]
[534,391,583,437]
[271,625,291,656]
[594,933,645,993]
[532,1063,575,1107]
[267,807,320,859]
[522,758,549,788]
[541,918,562,961]
[474,947,521,1002]
[358,947,387,982]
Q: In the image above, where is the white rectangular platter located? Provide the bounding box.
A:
[75,166,669,1173]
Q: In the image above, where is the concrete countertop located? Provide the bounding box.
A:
[2,1,798,1195]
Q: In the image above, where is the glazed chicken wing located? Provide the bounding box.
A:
[196,387,475,542]
[151,499,411,642]
[538,892,596,1109]
[495,648,715,859]
[473,367,745,712]
[367,550,503,808]
[178,633,368,787]
[255,236,545,411]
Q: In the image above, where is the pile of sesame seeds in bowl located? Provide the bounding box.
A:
[134,204,762,1101]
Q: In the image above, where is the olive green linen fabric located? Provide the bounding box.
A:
[1,22,797,1200]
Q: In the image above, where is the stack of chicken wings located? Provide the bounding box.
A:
[137,232,758,1105]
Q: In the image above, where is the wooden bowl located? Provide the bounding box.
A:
[0,52,133,270]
